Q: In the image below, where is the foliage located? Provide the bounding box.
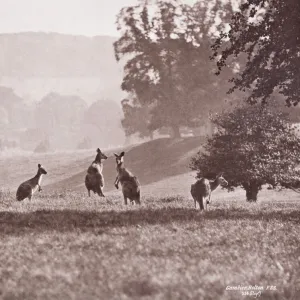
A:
[0,86,30,129]
[35,92,88,150]
[191,104,300,201]
[212,0,300,106]
[83,99,125,147]
[114,0,236,138]
[266,92,300,123]
[0,139,18,151]
[121,97,153,139]
[77,136,93,150]
[34,139,51,153]
[0,107,9,126]
[36,92,87,134]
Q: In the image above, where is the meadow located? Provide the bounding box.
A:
[0,138,299,300]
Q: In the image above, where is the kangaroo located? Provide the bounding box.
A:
[190,173,228,210]
[85,148,108,197]
[16,164,47,201]
[114,151,141,205]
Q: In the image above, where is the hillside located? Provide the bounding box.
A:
[0,137,205,194]
[0,32,124,103]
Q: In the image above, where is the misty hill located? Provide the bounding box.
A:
[0,32,125,102]
[0,32,119,77]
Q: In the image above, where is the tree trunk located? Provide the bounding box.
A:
[171,125,181,139]
[243,183,260,202]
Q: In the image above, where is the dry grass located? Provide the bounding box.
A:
[0,139,299,299]
[0,180,299,300]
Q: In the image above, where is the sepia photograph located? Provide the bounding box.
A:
[0,0,299,299]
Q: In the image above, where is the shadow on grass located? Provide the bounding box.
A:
[0,207,299,235]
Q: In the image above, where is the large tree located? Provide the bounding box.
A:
[121,97,154,139]
[212,0,300,106]
[114,0,236,138]
[190,104,300,201]
[83,99,125,148]
[0,86,30,130]
[35,92,87,149]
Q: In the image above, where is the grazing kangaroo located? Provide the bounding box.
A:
[85,148,108,197]
[190,173,228,210]
[16,164,47,201]
[114,151,141,205]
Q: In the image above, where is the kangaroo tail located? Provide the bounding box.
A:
[135,189,141,204]
[16,193,24,201]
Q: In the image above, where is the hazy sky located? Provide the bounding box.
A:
[0,0,197,37]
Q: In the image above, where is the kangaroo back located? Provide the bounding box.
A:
[16,184,32,201]
[191,178,210,198]
[16,164,47,201]
[191,173,227,210]
[122,179,141,202]
[190,178,211,210]
[114,151,141,205]
[87,162,102,175]
[85,148,107,197]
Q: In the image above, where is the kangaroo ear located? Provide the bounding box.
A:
[114,153,118,157]
[96,148,101,153]
[120,151,125,157]
[38,164,41,168]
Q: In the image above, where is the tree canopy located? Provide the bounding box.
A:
[114,0,236,138]
[121,97,153,139]
[190,104,300,201]
[83,99,125,148]
[212,0,300,106]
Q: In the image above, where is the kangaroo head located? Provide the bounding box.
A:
[216,172,228,186]
[95,148,108,162]
[38,163,47,175]
[114,151,125,166]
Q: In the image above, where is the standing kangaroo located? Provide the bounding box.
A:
[190,173,228,210]
[114,151,141,205]
[85,148,108,197]
[16,164,47,201]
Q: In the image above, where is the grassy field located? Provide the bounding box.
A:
[0,138,299,299]
[0,174,299,300]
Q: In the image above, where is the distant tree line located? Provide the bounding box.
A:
[0,87,125,152]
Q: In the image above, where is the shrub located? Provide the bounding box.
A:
[190,104,300,201]
[77,137,93,150]
[34,139,51,153]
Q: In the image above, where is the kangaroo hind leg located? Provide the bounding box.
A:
[98,188,105,197]
[135,191,141,205]
[199,196,204,210]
